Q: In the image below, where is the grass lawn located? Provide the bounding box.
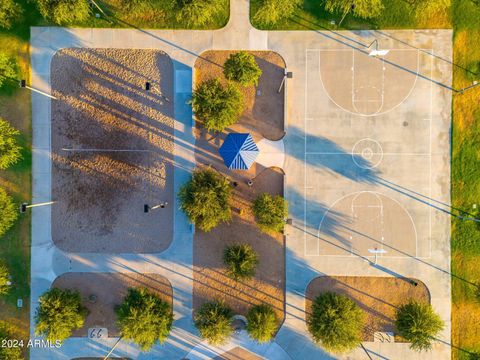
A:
[250,0,480,358]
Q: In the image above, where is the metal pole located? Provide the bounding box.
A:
[457,81,480,94]
[90,0,113,23]
[24,85,57,100]
[26,201,55,209]
[103,337,122,360]
[338,3,355,28]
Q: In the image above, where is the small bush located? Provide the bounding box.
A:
[191,78,244,132]
[0,0,23,30]
[0,118,22,170]
[35,0,91,25]
[324,0,384,19]
[194,301,233,345]
[176,0,223,27]
[395,300,444,351]
[116,288,173,350]
[0,262,10,295]
[307,292,364,353]
[178,167,232,232]
[0,321,23,359]
[35,288,87,342]
[252,193,288,233]
[0,188,18,238]
[224,52,262,86]
[253,0,301,26]
[223,244,258,281]
[0,53,18,90]
[246,304,277,343]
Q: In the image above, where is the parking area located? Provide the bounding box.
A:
[303,48,434,259]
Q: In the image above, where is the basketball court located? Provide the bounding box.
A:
[302,46,435,260]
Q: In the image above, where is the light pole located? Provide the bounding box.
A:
[144,202,168,213]
[20,201,55,213]
[103,336,122,360]
[20,80,57,99]
[338,3,355,28]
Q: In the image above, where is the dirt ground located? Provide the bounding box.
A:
[50,49,174,253]
[305,276,430,342]
[214,347,263,360]
[194,50,285,142]
[52,272,172,337]
[192,51,286,328]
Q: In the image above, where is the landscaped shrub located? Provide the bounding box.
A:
[116,288,173,350]
[252,193,288,233]
[35,288,87,342]
[0,53,18,90]
[224,52,262,86]
[395,300,444,351]
[0,0,23,30]
[246,304,277,343]
[176,0,224,27]
[178,167,232,232]
[0,321,23,359]
[323,0,384,19]
[0,188,18,237]
[223,244,259,281]
[253,0,301,26]
[194,300,233,345]
[35,0,91,25]
[307,292,364,353]
[191,78,244,132]
[0,262,10,295]
[0,118,22,170]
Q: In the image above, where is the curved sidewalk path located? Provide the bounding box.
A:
[30,0,452,359]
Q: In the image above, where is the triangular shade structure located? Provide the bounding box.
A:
[219,133,259,170]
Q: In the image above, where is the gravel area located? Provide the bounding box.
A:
[305,276,430,341]
[52,272,173,337]
[51,49,174,253]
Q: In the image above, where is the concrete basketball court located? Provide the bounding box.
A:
[303,47,433,259]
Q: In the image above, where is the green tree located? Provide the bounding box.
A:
[246,304,277,343]
[194,301,232,345]
[191,78,244,132]
[0,321,23,359]
[224,52,262,86]
[409,0,451,18]
[0,262,10,295]
[223,244,259,281]
[35,288,87,342]
[253,0,302,26]
[395,300,444,351]
[178,167,232,232]
[252,193,288,233]
[0,188,18,237]
[307,292,365,353]
[35,0,91,25]
[0,118,22,170]
[323,0,384,19]
[116,288,173,351]
[0,0,23,30]
[176,0,224,27]
[0,53,18,90]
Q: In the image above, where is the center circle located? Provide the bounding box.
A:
[352,138,383,169]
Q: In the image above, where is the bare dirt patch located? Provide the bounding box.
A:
[52,272,172,337]
[194,50,285,142]
[305,276,430,341]
[51,48,174,253]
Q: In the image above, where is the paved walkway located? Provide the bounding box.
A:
[30,0,452,359]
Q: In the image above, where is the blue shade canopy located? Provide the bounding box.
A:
[219,133,259,170]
